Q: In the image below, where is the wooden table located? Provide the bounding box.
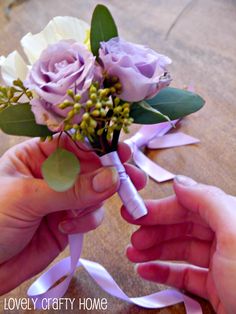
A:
[0,0,235,313]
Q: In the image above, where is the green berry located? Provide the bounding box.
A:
[91,110,100,117]
[74,103,81,111]
[82,112,90,121]
[123,108,130,115]
[95,102,102,109]
[114,106,122,114]
[89,85,97,94]
[114,97,120,106]
[90,93,97,102]
[74,94,81,102]
[100,108,106,117]
[90,119,97,128]
[86,100,93,108]
[110,87,116,94]
[67,89,74,98]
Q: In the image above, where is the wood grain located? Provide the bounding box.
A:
[0,0,235,313]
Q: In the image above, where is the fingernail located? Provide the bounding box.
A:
[92,167,118,193]
[175,175,197,186]
[59,220,76,233]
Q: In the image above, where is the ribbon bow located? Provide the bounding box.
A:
[125,120,199,182]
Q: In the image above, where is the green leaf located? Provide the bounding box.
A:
[42,148,80,192]
[130,87,205,124]
[135,101,170,122]
[90,4,118,57]
[0,103,53,137]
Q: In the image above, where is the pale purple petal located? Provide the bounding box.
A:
[99,37,171,102]
[25,40,97,126]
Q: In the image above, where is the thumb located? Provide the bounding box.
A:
[21,166,119,216]
[173,175,236,234]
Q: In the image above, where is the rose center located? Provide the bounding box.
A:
[54,60,69,72]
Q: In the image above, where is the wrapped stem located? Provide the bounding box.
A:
[100,151,147,219]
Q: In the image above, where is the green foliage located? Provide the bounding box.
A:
[42,148,80,192]
[90,4,118,57]
[130,87,205,124]
[0,79,33,112]
[0,103,53,137]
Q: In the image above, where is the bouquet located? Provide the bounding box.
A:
[0,4,204,218]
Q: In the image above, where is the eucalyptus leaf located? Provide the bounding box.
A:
[135,101,170,122]
[90,4,118,57]
[0,103,53,137]
[130,87,205,124]
[42,148,80,192]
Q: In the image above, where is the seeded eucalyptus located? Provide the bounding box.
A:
[0,79,32,111]
[57,78,133,151]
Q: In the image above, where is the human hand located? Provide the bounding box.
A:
[122,176,236,314]
[0,134,147,294]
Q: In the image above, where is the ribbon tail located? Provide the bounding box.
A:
[79,258,202,313]
[183,295,204,314]
[27,233,83,309]
[147,132,200,149]
[27,233,203,313]
[125,120,179,149]
[133,147,175,182]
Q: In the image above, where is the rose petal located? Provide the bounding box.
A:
[99,37,172,102]
[31,98,63,132]
[0,51,28,85]
[21,16,90,64]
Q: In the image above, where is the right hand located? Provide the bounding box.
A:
[122,176,236,314]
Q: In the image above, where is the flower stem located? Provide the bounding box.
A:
[111,129,121,152]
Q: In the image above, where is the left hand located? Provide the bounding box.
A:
[0,134,147,294]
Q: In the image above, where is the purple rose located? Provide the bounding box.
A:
[25,40,96,131]
[99,37,172,102]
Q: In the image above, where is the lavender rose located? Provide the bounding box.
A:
[99,37,172,102]
[25,40,96,131]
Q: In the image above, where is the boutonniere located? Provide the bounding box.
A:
[0,5,204,218]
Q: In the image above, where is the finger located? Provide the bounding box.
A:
[3,134,101,178]
[21,166,119,216]
[136,261,208,299]
[24,138,131,178]
[58,207,104,234]
[39,136,132,163]
[117,142,132,163]
[39,133,98,161]
[69,203,103,218]
[121,197,206,226]
[127,238,211,267]
[131,223,214,250]
[174,176,236,241]
[125,163,147,191]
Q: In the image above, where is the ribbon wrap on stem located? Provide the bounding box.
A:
[100,151,147,219]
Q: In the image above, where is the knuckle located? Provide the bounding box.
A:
[70,175,91,208]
